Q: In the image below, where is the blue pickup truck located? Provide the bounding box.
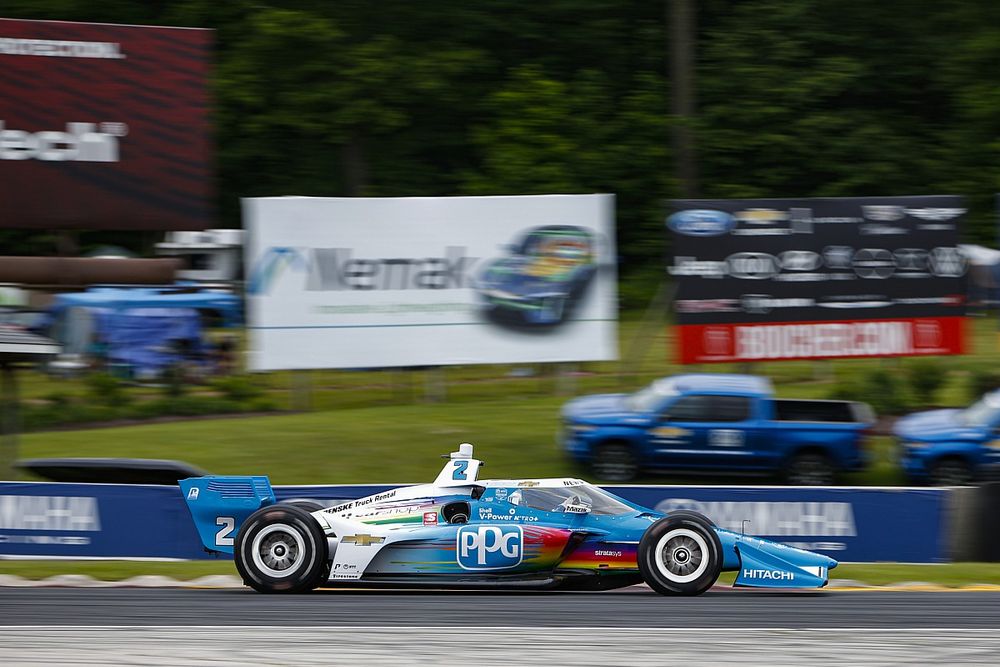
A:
[561,374,874,484]
[895,390,1000,485]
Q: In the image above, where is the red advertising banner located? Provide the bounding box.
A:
[675,316,966,364]
[0,18,212,230]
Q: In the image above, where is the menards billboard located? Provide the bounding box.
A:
[0,18,212,230]
[667,196,967,364]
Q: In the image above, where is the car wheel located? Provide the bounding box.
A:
[785,451,835,486]
[280,499,325,513]
[234,504,329,593]
[592,441,638,482]
[929,457,973,486]
[638,514,722,596]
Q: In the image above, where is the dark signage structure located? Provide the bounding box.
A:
[668,196,967,363]
[0,18,212,230]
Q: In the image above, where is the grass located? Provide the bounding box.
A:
[16,397,905,485]
[2,560,998,586]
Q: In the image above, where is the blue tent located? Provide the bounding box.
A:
[46,287,241,377]
[49,286,241,325]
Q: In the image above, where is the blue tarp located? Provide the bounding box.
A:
[46,287,241,376]
[50,287,241,325]
[94,308,204,373]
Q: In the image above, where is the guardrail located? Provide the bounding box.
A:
[0,481,959,562]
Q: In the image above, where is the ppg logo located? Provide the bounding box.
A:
[457,525,523,570]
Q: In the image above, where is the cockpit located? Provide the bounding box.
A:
[505,484,635,516]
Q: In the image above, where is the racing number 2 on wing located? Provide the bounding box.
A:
[215,516,236,546]
[452,460,469,481]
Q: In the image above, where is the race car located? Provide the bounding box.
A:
[475,225,598,325]
[179,444,837,595]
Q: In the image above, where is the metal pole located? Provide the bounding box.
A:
[0,363,19,480]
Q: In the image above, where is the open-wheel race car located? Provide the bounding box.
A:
[180,444,837,595]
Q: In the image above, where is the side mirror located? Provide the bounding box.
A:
[561,496,592,514]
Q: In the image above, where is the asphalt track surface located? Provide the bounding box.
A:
[4,589,1000,665]
[2,587,1000,628]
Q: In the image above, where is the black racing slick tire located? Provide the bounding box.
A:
[638,514,722,596]
[280,499,326,513]
[234,504,329,594]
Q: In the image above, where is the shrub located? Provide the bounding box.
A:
[828,368,912,416]
[211,375,264,402]
[85,372,130,407]
[43,392,72,408]
[160,365,187,398]
[906,360,946,406]
[968,369,1000,401]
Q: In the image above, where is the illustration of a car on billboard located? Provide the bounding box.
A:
[475,225,598,325]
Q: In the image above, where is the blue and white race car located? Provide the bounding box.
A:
[180,444,836,595]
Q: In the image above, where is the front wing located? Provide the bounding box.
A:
[716,530,837,589]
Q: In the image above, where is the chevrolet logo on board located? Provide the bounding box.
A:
[342,534,385,547]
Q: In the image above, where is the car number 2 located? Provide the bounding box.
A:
[215,516,236,546]
[451,460,469,481]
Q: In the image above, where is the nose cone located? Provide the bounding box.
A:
[825,555,839,570]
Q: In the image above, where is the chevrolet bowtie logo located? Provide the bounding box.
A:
[342,534,385,547]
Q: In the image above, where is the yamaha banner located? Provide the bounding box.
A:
[0,18,212,230]
[0,482,947,563]
[667,196,968,363]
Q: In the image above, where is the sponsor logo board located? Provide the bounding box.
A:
[667,196,966,362]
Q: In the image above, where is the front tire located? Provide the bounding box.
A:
[638,514,722,596]
[591,441,638,482]
[234,505,329,593]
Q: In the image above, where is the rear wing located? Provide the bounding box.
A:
[433,443,482,486]
[179,476,275,555]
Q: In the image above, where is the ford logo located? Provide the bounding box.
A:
[667,209,735,237]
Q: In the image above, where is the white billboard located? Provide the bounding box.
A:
[244,195,617,370]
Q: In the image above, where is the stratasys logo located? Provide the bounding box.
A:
[247,246,479,294]
[0,121,126,162]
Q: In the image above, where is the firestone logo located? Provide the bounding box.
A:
[0,121,126,162]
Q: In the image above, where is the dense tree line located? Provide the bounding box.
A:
[3,1,999,303]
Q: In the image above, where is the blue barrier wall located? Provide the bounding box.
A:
[0,482,949,562]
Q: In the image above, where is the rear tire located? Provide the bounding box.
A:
[785,451,835,486]
[639,514,722,596]
[280,499,326,513]
[234,505,329,593]
[929,457,973,486]
[591,441,638,482]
